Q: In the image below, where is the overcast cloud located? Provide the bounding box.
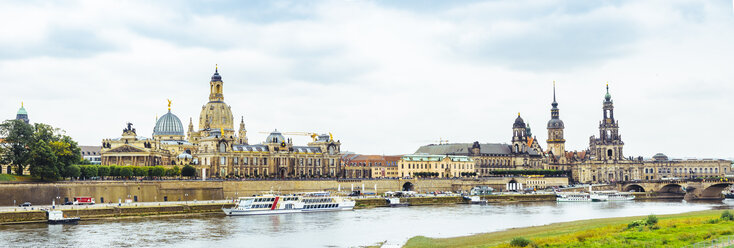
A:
[1,0,733,159]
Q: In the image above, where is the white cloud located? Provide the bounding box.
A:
[0,0,733,159]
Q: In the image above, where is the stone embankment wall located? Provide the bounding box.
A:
[0,177,568,206]
[0,203,232,224]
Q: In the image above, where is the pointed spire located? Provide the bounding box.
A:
[605,82,612,101]
[167,99,172,111]
[21,101,23,108]
[215,64,218,73]
[553,81,556,102]
[518,112,521,117]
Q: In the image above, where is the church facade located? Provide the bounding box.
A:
[101,68,342,178]
[546,84,731,183]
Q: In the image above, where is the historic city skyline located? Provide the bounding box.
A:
[1,1,733,158]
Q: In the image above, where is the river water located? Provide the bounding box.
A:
[1,199,732,248]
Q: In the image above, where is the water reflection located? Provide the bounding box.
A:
[0,200,729,247]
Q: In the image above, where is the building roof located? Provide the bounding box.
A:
[415,142,541,156]
[401,154,473,162]
[153,111,185,136]
[232,145,269,152]
[265,130,286,144]
[79,146,101,156]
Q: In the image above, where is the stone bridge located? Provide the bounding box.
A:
[618,180,733,201]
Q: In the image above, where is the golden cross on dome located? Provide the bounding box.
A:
[167,99,172,111]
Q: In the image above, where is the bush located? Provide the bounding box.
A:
[722,210,734,221]
[645,215,658,226]
[510,237,531,247]
[80,165,98,179]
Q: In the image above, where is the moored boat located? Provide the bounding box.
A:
[556,193,591,202]
[223,192,355,216]
[46,210,80,224]
[591,191,635,202]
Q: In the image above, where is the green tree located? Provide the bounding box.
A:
[0,120,34,175]
[133,167,147,177]
[80,165,98,179]
[28,140,58,180]
[120,167,133,178]
[150,166,165,178]
[98,166,110,178]
[109,165,120,177]
[65,164,81,179]
[181,165,196,177]
[167,165,181,177]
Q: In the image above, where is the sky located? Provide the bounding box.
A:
[1,0,733,159]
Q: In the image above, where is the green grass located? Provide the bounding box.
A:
[0,174,37,182]
[403,210,734,248]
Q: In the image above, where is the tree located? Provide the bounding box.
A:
[181,165,196,177]
[109,165,120,177]
[0,120,34,175]
[150,166,165,178]
[28,140,58,180]
[98,166,110,178]
[120,167,133,178]
[167,165,181,177]
[133,167,147,177]
[65,164,81,179]
[80,165,98,179]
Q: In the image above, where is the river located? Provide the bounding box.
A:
[1,199,732,248]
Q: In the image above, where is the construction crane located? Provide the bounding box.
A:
[282,132,319,141]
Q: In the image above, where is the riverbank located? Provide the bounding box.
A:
[0,202,233,224]
[403,209,734,248]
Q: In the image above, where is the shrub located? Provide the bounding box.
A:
[150,166,166,178]
[645,215,658,226]
[510,237,531,247]
[722,210,734,221]
[80,165,98,179]
[133,167,147,177]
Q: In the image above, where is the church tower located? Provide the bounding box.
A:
[238,116,248,144]
[198,66,234,137]
[546,82,566,162]
[512,113,528,153]
[589,84,624,161]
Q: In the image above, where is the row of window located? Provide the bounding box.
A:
[644,167,721,174]
[349,161,398,166]
[254,198,275,202]
[304,198,333,203]
[305,204,337,209]
[401,163,474,170]
[251,204,272,209]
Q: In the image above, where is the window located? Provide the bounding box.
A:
[221,157,226,165]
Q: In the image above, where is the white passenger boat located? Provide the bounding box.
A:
[591,191,635,202]
[223,192,355,216]
[556,193,591,202]
[46,210,80,224]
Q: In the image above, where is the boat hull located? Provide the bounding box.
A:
[48,217,80,224]
[223,207,353,216]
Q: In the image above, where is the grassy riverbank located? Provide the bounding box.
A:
[403,209,734,248]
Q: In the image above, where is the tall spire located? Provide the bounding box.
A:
[605,82,612,101]
[167,99,171,112]
[551,81,558,108]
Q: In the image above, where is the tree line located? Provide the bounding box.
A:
[67,164,197,180]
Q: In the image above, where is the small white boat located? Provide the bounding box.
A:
[46,210,80,224]
[387,197,409,207]
[464,196,488,205]
[223,192,355,216]
[556,193,592,202]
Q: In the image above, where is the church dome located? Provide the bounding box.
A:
[154,111,184,136]
[211,70,222,82]
[547,118,564,129]
[513,114,526,128]
[17,106,27,115]
[653,153,668,161]
[265,130,286,144]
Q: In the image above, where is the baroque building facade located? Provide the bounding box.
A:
[414,114,544,177]
[101,68,343,178]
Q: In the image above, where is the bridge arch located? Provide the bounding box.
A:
[402,182,415,191]
[700,183,733,199]
[623,184,645,192]
[659,184,685,194]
